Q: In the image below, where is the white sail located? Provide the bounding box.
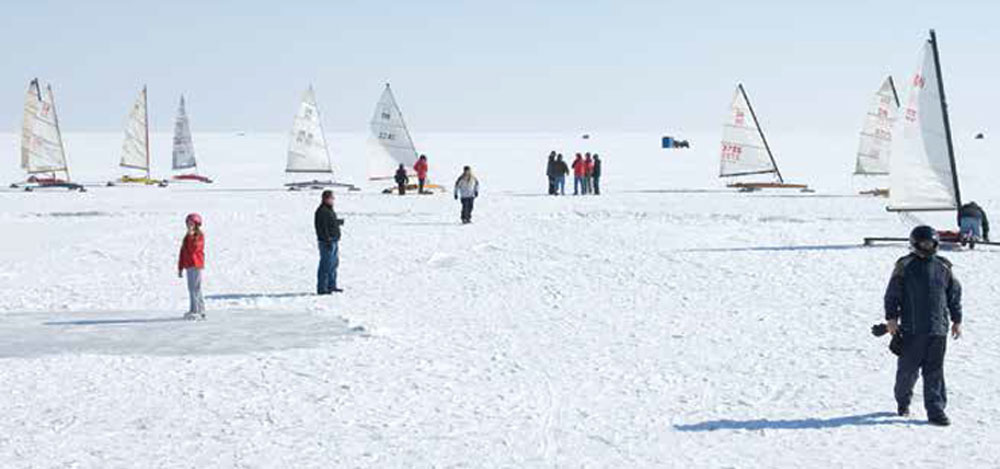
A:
[120,87,150,171]
[285,86,332,174]
[21,80,68,174]
[889,38,959,211]
[855,77,899,175]
[172,95,197,171]
[719,84,778,179]
[367,84,418,180]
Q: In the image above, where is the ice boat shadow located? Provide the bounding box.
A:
[682,243,884,253]
[675,412,923,432]
[44,317,186,326]
[205,292,315,300]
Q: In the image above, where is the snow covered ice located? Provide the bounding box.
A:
[1,131,998,467]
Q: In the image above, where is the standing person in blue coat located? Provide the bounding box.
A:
[554,154,569,196]
[314,190,344,294]
[454,166,480,224]
[884,226,962,426]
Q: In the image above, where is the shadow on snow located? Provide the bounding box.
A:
[205,292,315,300]
[681,244,877,253]
[674,412,925,431]
[44,317,186,326]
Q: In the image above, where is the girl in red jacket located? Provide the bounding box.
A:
[178,213,206,320]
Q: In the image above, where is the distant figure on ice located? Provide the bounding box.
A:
[314,190,344,294]
[414,154,429,194]
[583,153,594,195]
[884,225,962,426]
[394,163,409,196]
[454,166,480,224]
[178,213,206,320]
[545,151,557,195]
[958,201,989,244]
[571,153,585,195]
[554,154,569,195]
[592,154,602,195]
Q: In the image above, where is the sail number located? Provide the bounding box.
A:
[721,143,743,161]
[378,132,396,141]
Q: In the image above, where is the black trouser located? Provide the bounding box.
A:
[397,182,406,195]
[460,197,474,222]
[593,176,601,195]
[895,334,947,417]
[418,178,426,193]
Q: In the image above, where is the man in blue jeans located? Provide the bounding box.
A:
[314,190,344,294]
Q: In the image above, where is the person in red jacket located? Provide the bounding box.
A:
[583,153,594,195]
[178,213,206,320]
[413,155,429,194]
[571,153,585,195]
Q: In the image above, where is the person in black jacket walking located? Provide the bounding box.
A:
[314,190,344,294]
[884,226,962,426]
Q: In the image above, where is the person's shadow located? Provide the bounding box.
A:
[674,412,924,432]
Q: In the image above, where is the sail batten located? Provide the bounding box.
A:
[285,86,332,174]
[888,32,960,213]
[120,87,150,173]
[854,76,899,176]
[719,84,781,182]
[21,79,69,175]
[172,95,197,171]
[367,84,418,180]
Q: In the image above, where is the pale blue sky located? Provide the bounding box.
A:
[1,0,996,134]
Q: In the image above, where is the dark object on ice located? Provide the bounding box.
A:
[581,134,590,139]
[974,132,984,140]
[662,136,690,149]
[871,323,904,356]
[897,404,910,417]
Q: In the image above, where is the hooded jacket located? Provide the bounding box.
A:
[884,253,962,336]
[959,202,990,239]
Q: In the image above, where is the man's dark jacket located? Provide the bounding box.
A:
[315,204,342,243]
[592,158,602,178]
[884,253,962,336]
[959,202,990,240]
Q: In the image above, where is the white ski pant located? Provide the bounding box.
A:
[186,268,205,314]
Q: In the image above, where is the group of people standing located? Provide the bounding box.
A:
[394,154,431,195]
[545,151,602,196]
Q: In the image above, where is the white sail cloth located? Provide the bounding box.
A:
[172,95,197,171]
[719,85,777,178]
[889,40,958,211]
[854,77,898,175]
[367,84,418,180]
[285,86,332,173]
[120,87,149,171]
[21,80,68,174]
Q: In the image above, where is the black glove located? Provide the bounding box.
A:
[871,323,889,337]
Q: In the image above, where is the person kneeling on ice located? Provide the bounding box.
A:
[178,213,206,320]
[454,166,479,224]
[884,225,962,426]
[958,201,989,243]
[315,190,344,294]
[394,163,409,196]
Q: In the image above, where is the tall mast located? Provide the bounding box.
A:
[143,85,151,179]
[929,29,962,221]
[312,85,333,175]
[47,84,71,182]
[887,75,900,108]
[739,83,783,184]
